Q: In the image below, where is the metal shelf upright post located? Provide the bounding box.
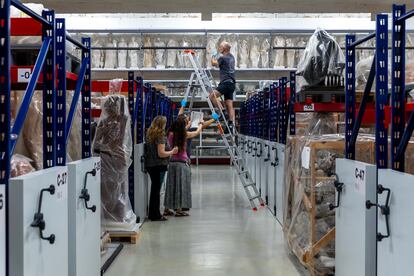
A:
[335,13,389,276]
[373,6,414,276]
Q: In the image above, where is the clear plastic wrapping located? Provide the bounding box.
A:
[104,36,117,69]
[92,95,136,230]
[166,38,179,68]
[154,37,166,69]
[260,38,271,68]
[283,134,375,275]
[143,36,154,68]
[296,28,345,91]
[227,34,239,68]
[238,37,250,68]
[109,78,123,94]
[272,36,286,68]
[249,37,261,68]
[407,63,414,83]
[11,154,35,177]
[91,35,105,69]
[117,37,128,68]
[12,91,82,169]
[293,113,339,137]
[285,37,297,68]
[127,36,140,69]
[356,56,375,90]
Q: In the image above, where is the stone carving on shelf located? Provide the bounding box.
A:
[104,35,117,69]
[128,36,139,69]
[273,36,285,68]
[117,37,127,68]
[154,37,166,69]
[143,36,154,68]
[238,38,249,68]
[250,36,261,68]
[166,38,179,68]
[260,38,271,68]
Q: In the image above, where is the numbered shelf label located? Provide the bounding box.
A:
[303,104,315,111]
[17,68,32,83]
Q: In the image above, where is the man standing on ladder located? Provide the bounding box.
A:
[210,41,236,134]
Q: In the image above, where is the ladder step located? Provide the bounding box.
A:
[249,195,261,201]
[243,182,255,188]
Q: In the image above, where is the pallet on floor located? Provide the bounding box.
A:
[109,229,142,244]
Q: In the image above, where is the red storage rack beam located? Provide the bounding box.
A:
[11,18,42,36]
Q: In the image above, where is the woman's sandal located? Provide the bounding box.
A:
[175,211,189,217]
[163,209,174,216]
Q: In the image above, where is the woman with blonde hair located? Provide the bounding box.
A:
[145,116,178,221]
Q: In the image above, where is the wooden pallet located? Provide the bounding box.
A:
[109,230,142,244]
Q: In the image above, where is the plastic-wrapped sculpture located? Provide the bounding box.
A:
[154,37,166,69]
[11,154,35,177]
[285,37,296,68]
[295,37,307,68]
[227,34,239,68]
[179,37,192,68]
[92,95,136,230]
[250,37,261,68]
[143,36,154,68]
[104,36,117,69]
[296,28,345,91]
[194,37,205,67]
[128,36,139,69]
[260,38,271,68]
[273,36,286,68]
[238,38,249,68]
[166,38,178,68]
[14,91,82,170]
[91,35,104,68]
[117,37,127,68]
[356,56,375,90]
[206,35,220,68]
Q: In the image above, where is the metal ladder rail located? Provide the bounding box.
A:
[184,52,264,210]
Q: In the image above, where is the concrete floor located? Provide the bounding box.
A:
[105,165,302,276]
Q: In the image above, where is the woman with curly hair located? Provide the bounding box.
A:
[164,115,203,217]
[145,116,178,221]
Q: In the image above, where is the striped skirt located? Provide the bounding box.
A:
[164,161,192,210]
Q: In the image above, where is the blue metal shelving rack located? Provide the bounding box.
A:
[344,14,389,168]
[239,71,295,144]
[391,4,414,172]
[0,1,92,274]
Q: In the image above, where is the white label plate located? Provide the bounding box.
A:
[301,146,311,169]
[17,68,32,83]
[56,171,68,201]
[354,165,366,196]
[304,104,315,111]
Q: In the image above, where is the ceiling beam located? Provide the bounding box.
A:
[23,0,414,14]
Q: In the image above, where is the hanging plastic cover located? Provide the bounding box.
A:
[296,28,345,91]
[11,154,35,177]
[92,95,136,230]
[109,78,124,94]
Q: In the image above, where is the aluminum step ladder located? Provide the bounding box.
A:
[182,50,265,211]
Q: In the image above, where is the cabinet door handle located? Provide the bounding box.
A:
[79,169,97,213]
[31,185,56,244]
[366,185,391,241]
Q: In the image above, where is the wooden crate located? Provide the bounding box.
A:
[284,136,375,276]
[109,230,142,244]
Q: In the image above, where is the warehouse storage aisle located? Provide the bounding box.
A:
[106,165,301,276]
